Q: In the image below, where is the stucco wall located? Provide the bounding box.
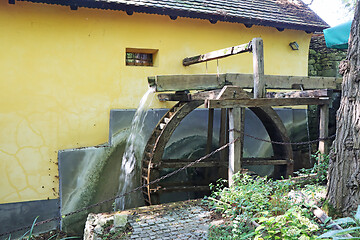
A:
[0,1,312,204]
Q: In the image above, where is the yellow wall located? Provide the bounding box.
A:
[0,0,311,204]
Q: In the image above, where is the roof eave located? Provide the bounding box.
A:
[17,0,329,32]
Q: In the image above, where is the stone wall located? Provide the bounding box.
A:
[308,34,347,77]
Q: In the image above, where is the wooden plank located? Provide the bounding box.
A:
[216,86,249,99]
[252,38,265,98]
[219,108,227,163]
[226,74,342,90]
[149,74,342,92]
[206,109,214,154]
[228,108,245,186]
[266,89,333,98]
[242,158,289,166]
[157,89,222,102]
[182,42,250,66]
[319,104,329,156]
[191,89,222,100]
[206,97,331,108]
[149,74,227,92]
[157,93,189,102]
[156,161,227,168]
[152,186,210,193]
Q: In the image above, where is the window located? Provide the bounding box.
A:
[125,48,158,67]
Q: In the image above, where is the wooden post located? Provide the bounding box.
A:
[252,38,265,98]
[319,104,329,156]
[228,108,245,186]
[219,108,227,179]
[206,109,214,154]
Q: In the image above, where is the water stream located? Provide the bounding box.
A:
[115,87,155,210]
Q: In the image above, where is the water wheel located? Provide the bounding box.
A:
[141,101,293,205]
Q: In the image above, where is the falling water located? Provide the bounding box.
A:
[115,86,155,210]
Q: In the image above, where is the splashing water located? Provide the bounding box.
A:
[116,86,155,210]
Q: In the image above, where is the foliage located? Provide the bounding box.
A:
[254,206,319,240]
[318,205,360,239]
[204,172,328,239]
[208,221,255,240]
[206,173,294,219]
[296,152,329,184]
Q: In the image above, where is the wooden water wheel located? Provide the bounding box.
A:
[141,88,294,205]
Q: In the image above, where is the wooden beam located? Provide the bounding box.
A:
[182,42,251,66]
[206,97,331,108]
[206,109,214,154]
[149,74,226,92]
[157,89,222,102]
[216,86,249,99]
[156,161,226,168]
[242,158,289,166]
[152,186,210,193]
[149,74,342,92]
[226,74,342,90]
[266,89,333,98]
[319,104,329,156]
[228,108,245,186]
[252,38,265,98]
[219,108,227,164]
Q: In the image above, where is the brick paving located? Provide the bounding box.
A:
[125,199,212,239]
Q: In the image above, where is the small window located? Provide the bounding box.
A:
[125,48,158,67]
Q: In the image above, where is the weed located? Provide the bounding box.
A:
[296,151,329,184]
[318,205,360,239]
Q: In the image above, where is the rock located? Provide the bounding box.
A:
[94,225,103,235]
[114,213,128,229]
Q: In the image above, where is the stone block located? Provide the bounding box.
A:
[114,213,128,229]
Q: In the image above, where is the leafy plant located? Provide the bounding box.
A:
[296,151,329,184]
[206,173,295,219]
[318,205,360,239]
[254,206,319,240]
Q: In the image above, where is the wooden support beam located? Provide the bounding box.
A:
[219,108,227,163]
[319,104,329,156]
[252,38,265,98]
[156,160,226,168]
[206,109,214,154]
[266,89,333,98]
[149,74,342,92]
[182,42,251,66]
[206,97,331,108]
[226,74,342,90]
[216,86,249,99]
[242,158,289,166]
[228,108,245,186]
[151,185,210,193]
[149,74,226,92]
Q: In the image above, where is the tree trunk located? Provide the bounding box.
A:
[327,0,360,215]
